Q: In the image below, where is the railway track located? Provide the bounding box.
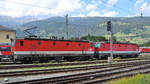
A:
[52,64,150,84]
[79,64,150,84]
[0,57,150,70]
[0,60,148,77]
[0,60,107,69]
[0,62,14,65]
[4,60,150,84]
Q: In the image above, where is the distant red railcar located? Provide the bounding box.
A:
[140,47,150,53]
[0,45,12,61]
[12,38,95,63]
[94,42,140,59]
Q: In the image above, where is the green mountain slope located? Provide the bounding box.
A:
[0,16,45,27]
[15,16,150,44]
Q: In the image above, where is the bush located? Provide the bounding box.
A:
[109,74,150,84]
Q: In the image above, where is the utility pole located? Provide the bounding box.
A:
[65,14,68,40]
[140,8,143,17]
[107,21,113,64]
[140,8,143,29]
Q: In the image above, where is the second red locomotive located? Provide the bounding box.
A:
[95,42,140,59]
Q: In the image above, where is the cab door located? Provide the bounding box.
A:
[82,46,86,55]
[30,40,37,55]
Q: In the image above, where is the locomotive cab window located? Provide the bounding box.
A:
[38,41,41,45]
[53,42,56,46]
[125,45,127,47]
[119,44,121,47]
[20,41,24,46]
[94,44,98,48]
[90,43,93,48]
[0,47,11,51]
[78,43,81,46]
[95,43,101,48]
[103,44,105,48]
[66,43,69,46]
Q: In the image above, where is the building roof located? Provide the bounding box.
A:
[0,25,16,32]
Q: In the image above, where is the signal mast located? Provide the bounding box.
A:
[107,21,113,64]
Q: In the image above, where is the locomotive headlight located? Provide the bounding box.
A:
[5,55,9,58]
[14,55,17,59]
[88,48,92,51]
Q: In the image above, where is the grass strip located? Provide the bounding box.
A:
[109,74,150,84]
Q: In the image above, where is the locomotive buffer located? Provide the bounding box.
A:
[107,21,113,64]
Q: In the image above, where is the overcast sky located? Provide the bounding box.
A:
[0,0,150,17]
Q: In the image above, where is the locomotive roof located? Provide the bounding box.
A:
[97,41,138,45]
[16,37,90,43]
[140,47,150,48]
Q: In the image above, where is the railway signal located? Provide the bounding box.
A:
[107,21,111,31]
[107,21,113,64]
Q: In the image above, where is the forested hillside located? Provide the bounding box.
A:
[13,16,150,44]
[0,16,44,27]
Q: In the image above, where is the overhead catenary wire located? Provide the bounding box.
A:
[0,0,135,16]
[0,0,68,11]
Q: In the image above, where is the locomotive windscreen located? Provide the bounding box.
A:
[0,47,11,51]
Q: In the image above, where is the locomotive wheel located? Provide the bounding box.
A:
[64,57,78,62]
[54,57,63,62]
[77,56,91,61]
[21,58,33,64]
[39,58,49,63]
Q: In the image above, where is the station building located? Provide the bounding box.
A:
[0,25,16,45]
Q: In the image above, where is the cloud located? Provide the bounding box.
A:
[140,2,150,16]
[73,11,101,17]
[103,11,118,17]
[74,10,118,17]
[87,11,101,16]
[0,0,83,17]
[78,13,86,17]
[141,2,148,9]
[71,13,86,17]
[1,0,58,17]
[135,0,144,7]
[55,0,82,12]
[107,0,118,8]
[86,4,97,11]
[50,0,83,16]
[85,0,102,11]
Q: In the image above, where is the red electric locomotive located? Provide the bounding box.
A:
[94,42,140,59]
[12,38,95,63]
[0,45,12,62]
